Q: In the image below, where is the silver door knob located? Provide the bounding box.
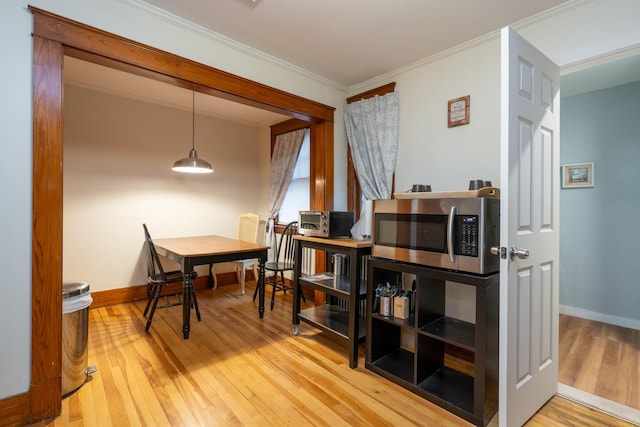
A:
[510,247,529,260]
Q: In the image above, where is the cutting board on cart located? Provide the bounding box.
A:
[394,187,500,199]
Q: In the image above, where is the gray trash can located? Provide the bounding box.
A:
[62,281,94,397]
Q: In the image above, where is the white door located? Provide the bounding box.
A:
[498,27,560,426]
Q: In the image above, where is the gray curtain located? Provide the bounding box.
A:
[344,92,399,239]
[266,128,306,261]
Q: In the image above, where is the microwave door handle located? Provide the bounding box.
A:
[447,206,456,263]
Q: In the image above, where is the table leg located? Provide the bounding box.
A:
[348,251,358,368]
[258,254,266,318]
[183,267,194,339]
[292,240,302,333]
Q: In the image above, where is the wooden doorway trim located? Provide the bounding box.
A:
[27,7,334,423]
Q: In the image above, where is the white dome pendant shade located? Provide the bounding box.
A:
[172,91,213,174]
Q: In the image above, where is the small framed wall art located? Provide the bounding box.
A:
[562,162,594,188]
[447,95,470,128]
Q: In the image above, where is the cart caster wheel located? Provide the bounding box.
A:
[292,325,300,335]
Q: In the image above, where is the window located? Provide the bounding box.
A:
[278,128,310,224]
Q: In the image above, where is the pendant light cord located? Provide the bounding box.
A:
[171,89,213,173]
[192,91,195,150]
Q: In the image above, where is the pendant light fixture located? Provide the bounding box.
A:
[172,91,213,174]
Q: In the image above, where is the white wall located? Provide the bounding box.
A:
[349,0,640,193]
[0,0,33,400]
[63,86,265,290]
[385,39,502,324]
[392,39,502,194]
[3,0,640,402]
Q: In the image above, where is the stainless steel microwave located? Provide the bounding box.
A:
[372,197,500,274]
[298,210,354,238]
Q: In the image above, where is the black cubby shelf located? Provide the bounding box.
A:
[418,366,474,413]
[419,316,475,352]
[369,348,414,383]
[365,257,499,427]
[371,311,415,328]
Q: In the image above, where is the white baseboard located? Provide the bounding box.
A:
[560,305,640,330]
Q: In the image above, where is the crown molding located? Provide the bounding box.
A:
[348,0,592,95]
[556,34,640,74]
[119,0,348,92]
[122,0,638,98]
[347,29,501,95]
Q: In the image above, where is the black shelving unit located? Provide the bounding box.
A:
[366,257,499,426]
[291,236,371,368]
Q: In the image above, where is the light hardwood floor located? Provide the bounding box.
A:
[559,313,640,411]
[44,282,635,426]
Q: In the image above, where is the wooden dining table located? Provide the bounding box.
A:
[153,235,269,339]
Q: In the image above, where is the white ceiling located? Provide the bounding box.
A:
[64,56,288,125]
[64,0,640,123]
[142,0,571,87]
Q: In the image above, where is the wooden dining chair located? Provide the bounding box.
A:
[208,213,260,295]
[142,224,199,332]
[253,221,304,310]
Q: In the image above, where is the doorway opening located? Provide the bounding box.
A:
[558,51,640,423]
[30,7,335,420]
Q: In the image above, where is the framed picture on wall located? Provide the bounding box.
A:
[562,162,594,188]
[447,95,470,127]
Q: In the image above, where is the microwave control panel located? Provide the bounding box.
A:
[455,215,479,257]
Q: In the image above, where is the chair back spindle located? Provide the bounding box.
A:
[278,222,298,269]
[253,221,301,309]
[143,223,166,283]
[142,224,199,331]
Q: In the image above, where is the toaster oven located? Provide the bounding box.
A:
[298,210,354,238]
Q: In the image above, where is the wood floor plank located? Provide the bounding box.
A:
[573,336,607,393]
[558,315,584,388]
[618,344,640,409]
[595,339,622,402]
[524,395,634,427]
[559,313,640,412]
[44,284,637,427]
